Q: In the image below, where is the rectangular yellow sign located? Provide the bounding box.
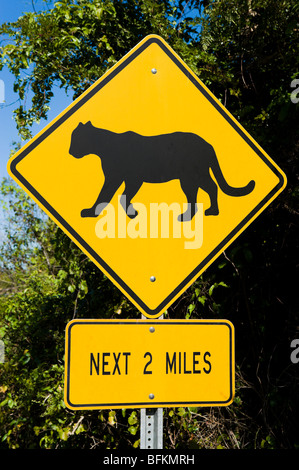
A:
[64,319,234,409]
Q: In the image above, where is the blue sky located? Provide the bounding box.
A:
[0,0,73,182]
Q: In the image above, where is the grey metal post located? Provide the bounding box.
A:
[140,408,163,449]
[140,313,164,449]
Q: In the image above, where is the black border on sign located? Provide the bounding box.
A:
[9,37,286,317]
[65,320,234,409]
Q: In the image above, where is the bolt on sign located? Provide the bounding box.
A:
[64,319,234,410]
[7,35,287,319]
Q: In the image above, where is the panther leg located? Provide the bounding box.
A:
[120,181,142,219]
[178,182,198,222]
[81,179,122,218]
[200,178,219,216]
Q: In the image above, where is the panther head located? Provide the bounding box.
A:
[69,121,93,159]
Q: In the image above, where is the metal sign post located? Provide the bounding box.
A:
[140,313,163,450]
[140,408,163,449]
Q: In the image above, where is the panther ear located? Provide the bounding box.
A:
[77,121,92,128]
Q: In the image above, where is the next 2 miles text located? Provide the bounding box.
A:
[89,350,212,376]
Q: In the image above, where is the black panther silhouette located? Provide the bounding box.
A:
[69,121,255,221]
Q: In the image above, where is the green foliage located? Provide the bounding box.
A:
[0,0,199,140]
[198,0,299,150]
[0,0,298,450]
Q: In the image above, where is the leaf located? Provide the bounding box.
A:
[209,284,215,296]
[79,280,88,294]
[188,303,195,313]
[177,407,186,417]
[128,425,137,435]
[128,411,138,425]
[197,296,206,306]
[75,424,86,435]
[108,410,116,426]
[218,281,229,288]
[58,427,69,441]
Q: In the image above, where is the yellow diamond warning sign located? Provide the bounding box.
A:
[7,35,287,318]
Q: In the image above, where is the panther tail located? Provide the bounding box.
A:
[211,151,255,196]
